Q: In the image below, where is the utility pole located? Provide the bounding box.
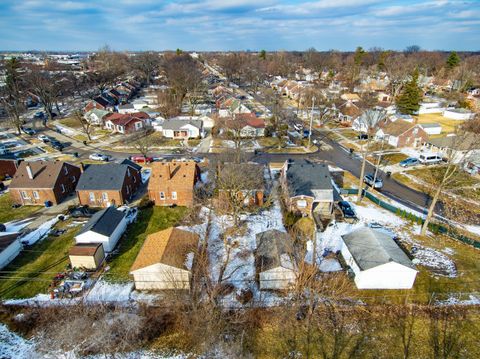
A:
[308,96,315,148]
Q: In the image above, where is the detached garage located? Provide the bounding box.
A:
[75,206,127,252]
[69,243,105,270]
[340,227,417,289]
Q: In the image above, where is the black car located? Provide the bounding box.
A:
[358,133,368,140]
[50,140,64,151]
[21,127,36,136]
[338,201,356,218]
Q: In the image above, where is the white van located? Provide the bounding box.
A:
[419,153,443,165]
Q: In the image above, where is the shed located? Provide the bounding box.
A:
[255,229,296,290]
[74,206,127,252]
[340,227,417,289]
[130,228,199,290]
[69,243,105,270]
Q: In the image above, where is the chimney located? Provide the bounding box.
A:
[80,162,85,173]
[26,164,34,180]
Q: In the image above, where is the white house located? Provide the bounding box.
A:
[352,109,386,133]
[341,227,417,289]
[162,119,203,139]
[0,234,22,269]
[84,108,109,125]
[130,227,199,290]
[418,101,444,114]
[255,229,296,290]
[75,206,127,253]
[442,108,475,120]
[419,123,442,135]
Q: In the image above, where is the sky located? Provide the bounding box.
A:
[0,0,479,52]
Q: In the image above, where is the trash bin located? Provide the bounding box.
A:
[386,171,392,177]
[44,200,52,208]
[73,152,78,158]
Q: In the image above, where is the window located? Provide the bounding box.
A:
[21,191,29,199]
[89,192,95,202]
[102,192,108,202]
[63,166,68,175]
[71,176,76,183]
[126,185,130,195]
[133,175,137,183]
[297,200,307,208]
[127,168,131,177]
[171,191,177,200]
[33,191,40,199]
[160,191,165,200]
[61,184,66,193]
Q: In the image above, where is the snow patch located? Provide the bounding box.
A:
[19,216,59,245]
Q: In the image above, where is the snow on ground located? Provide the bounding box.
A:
[411,247,457,278]
[3,294,81,307]
[141,169,152,183]
[177,207,210,240]
[0,324,35,359]
[437,294,480,306]
[464,224,480,236]
[319,258,342,272]
[3,218,34,233]
[85,280,134,303]
[19,216,60,245]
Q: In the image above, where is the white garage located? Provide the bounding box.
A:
[341,227,417,289]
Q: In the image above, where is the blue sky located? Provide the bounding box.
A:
[0,0,479,51]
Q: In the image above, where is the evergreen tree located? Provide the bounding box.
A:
[396,69,423,115]
[259,49,266,60]
[446,51,460,69]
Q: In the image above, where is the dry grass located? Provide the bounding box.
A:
[415,114,465,133]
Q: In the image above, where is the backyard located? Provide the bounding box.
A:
[0,193,41,223]
[415,113,464,133]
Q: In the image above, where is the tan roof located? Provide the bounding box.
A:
[130,228,199,272]
[381,120,416,136]
[69,243,103,256]
[147,161,198,191]
[10,161,76,189]
[341,93,360,102]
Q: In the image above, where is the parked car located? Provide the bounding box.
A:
[363,173,383,189]
[33,111,45,119]
[130,155,154,163]
[21,127,36,135]
[338,201,357,219]
[303,129,310,138]
[37,134,51,143]
[117,206,138,224]
[293,123,304,131]
[418,153,443,165]
[49,140,64,151]
[399,157,419,168]
[358,133,368,140]
[89,153,110,162]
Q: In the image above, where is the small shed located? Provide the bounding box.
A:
[340,227,417,289]
[74,206,127,252]
[69,243,105,270]
[255,229,296,290]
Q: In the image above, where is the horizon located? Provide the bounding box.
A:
[0,0,479,52]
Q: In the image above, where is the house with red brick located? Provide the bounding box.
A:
[0,158,21,180]
[9,161,81,206]
[104,112,151,134]
[76,160,142,207]
[375,120,428,148]
[84,96,115,112]
[148,161,200,207]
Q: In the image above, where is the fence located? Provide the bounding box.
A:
[340,188,480,250]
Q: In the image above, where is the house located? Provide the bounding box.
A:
[130,227,199,290]
[442,108,475,120]
[217,163,265,207]
[76,161,142,207]
[0,158,21,179]
[352,109,386,133]
[75,206,127,252]
[0,233,22,269]
[162,119,203,139]
[104,112,151,134]
[419,123,442,135]
[10,161,81,206]
[218,98,251,117]
[422,133,480,161]
[389,113,414,123]
[238,114,265,137]
[117,103,136,114]
[281,160,334,218]
[340,227,417,289]
[340,93,360,103]
[69,243,105,270]
[84,96,114,112]
[418,100,444,114]
[375,120,428,148]
[255,229,296,290]
[148,161,199,207]
[84,108,110,126]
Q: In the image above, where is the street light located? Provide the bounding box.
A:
[308,96,315,148]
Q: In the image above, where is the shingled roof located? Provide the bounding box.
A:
[76,162,137,191]
[77,206,126,237]
[381,120,417,136]
[10,161,75,189]
[130,227,199,272]
[148,161,198,191]
[285,160,333,197]
[255,229,294,273]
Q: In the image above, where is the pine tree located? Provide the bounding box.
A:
[259,49,266,60]
[446,51,460,69]
[396,69,423,115]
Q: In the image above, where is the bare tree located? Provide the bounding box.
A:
[131,129,154,159]
[86,45,129,93]
[133,51,161,85]
[73,110,95,141]
[0,58,25,134]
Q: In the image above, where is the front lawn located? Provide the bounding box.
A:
[407,165,480,190]
[57,117,82,129]
[105,205,188,282]
[0,222,77,299]
[0,193,42,223]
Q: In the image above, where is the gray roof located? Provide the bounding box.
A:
[341,227,415,271]
[285,160,333,197]
[255,229,293,272]
[77,163,132,191]
[419,123,441,128]
[427,133,480,151]
[162,119,203,131]
[77,206,126,237]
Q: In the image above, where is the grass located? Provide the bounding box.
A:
[336,129,359,140]
[257,137,281,148]
[0,221,77,299]
[0,193,42,223]
[105,205,188,282]
[407,165,480,190]
[266,145,318,154]
[57,117,82,129]
[415,113,464,133]
[368,152,409,165]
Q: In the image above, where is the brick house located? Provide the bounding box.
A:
[375,120,428,148]
[76,160,142,207]
[280,159,334,218]
[104,112,151,134]
[9,161,81,206]
[0,158,21,179]
[148,161,199,207]
[84,96,114,112]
